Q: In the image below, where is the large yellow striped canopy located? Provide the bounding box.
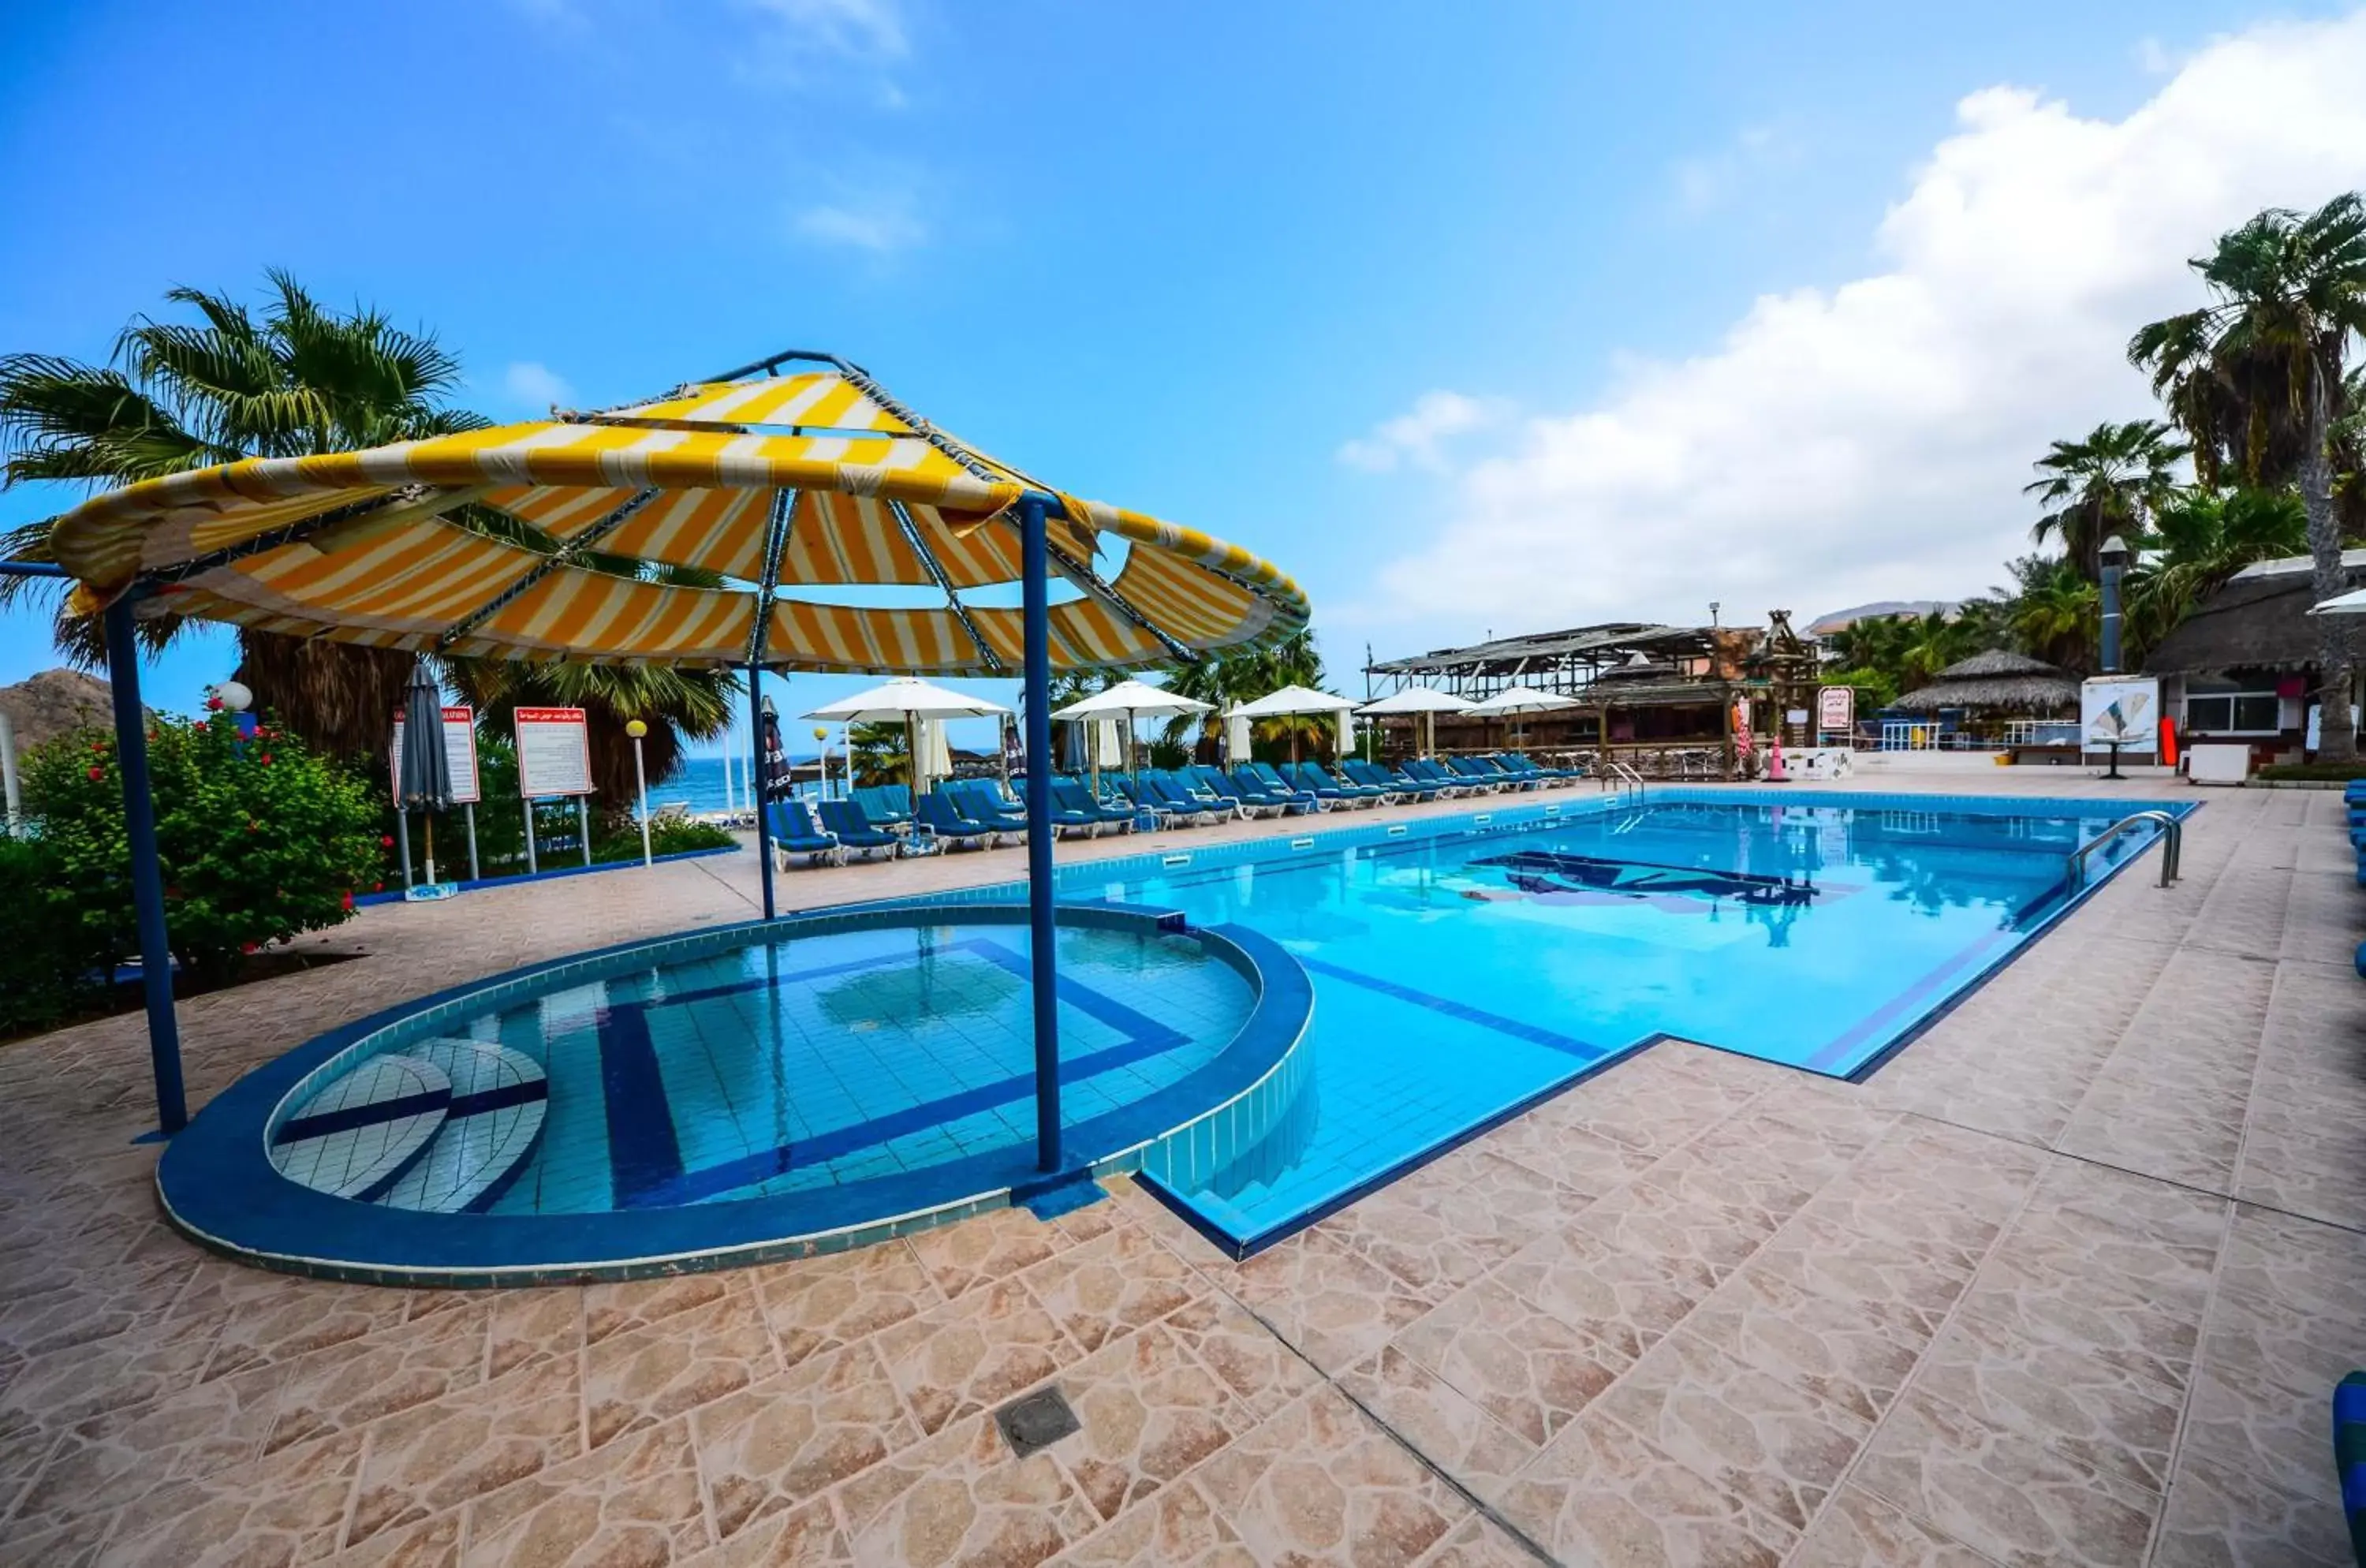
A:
[46,356,1308,676]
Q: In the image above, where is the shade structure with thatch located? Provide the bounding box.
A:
[1888,650,2079,714]
[41,349,1305,1175]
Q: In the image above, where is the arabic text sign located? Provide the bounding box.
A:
[1816,685,1855,734]
[516,707,594,797]
[2081,678,2160,752]
[390,706,481,804]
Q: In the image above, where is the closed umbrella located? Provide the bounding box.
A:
[1051,678,1214,785]
[758,700,793,803]
[395,664,452,887]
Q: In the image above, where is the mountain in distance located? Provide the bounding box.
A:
[1805,600,1959,639]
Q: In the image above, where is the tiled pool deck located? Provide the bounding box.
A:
[0,771,2359,1566]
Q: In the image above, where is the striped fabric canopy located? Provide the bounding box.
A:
[46,354,1308,676]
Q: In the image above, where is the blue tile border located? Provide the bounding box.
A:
[155,901,1313,1288]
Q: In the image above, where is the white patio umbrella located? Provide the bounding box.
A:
[1052,678,1214,786]
[805,677,1009,797]
[1231,684,1359,763]
[1465,684,1580,749]
[1357,685,1475,759]
[2308,586,2366,614]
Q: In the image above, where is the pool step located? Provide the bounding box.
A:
[377,1041,550,1214]
[271,1054,451,1201]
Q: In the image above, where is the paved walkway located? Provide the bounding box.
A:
[0,772,2358,1565]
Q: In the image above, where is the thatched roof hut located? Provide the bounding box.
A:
[2144,549,2366,675]
[1889,650,2078,714]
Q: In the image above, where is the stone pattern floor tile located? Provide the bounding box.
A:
[0,777,2357,1566]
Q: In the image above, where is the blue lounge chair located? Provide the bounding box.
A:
[1284,762,1369,808]
[1013,775,1101,837]
[1231,767,1317,814]
[1502,752,1576,784]
[852,785,912,830]
[947,779,1028,834]
[1103,775,1176,830]
[767,802,845,868]
[1342,759,1421,801]
[815,798,906,861]
[1139,771,1222,826]
[1246,761,1328,812]
[1308,761,1388,805]
[913,791,998,849]
[1053,778,1136,833]
[1211,766,1288,812]
[1445,756,1510,792]
[1151,768,1241,822]
[1401,759,1468,796]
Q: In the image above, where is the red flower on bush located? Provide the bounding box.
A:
[205,696,222,711]
[372,881,384,892]
[258,753,273,766]
[86,765,103,781]
[89,741,105,753]
[381,834,395,848]
[341,891,355,911]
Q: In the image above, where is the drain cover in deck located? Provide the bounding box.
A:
[995,1387,1080,1458]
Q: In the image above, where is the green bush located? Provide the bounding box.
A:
[0,834,112,1036]
[592,816,737,864]
[22,712,382,991]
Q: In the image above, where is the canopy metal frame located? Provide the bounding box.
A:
[7,349,1275,1176]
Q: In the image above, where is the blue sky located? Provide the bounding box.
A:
[5,0,2362,752]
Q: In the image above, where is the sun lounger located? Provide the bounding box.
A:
[1013,775,1102,836]
[1150,768,1242,822]
[1052,778,1136,833]
[1342,759,1423,802]
[1399,759,1467,795]
[1230,767,1316,814]
[767,802,845,868]
[815,798,907,860]
[853,785,912,830]
[913,791,1000,849]
[1137,771,1222,826]
[946,779,1029,835]
[1285,762,1375,807]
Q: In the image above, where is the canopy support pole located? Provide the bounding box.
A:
[104,597,186,1139]
[750,666,774,920]
[1020,495,1064,1174]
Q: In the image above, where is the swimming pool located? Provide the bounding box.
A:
[927,788,2190,1252]
[159,904,1314,1284]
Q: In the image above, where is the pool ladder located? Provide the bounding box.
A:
[1599,761,1646,803]
[2067,810,2182,890]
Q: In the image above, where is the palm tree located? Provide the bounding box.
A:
[1158,630,1327,758]
[0,274,738,777]
[0,273,488,754]
[2126,487,2308,651]
[2129,193,2366,760]
[2023,420,2189,581]
[2008,559,2100,673]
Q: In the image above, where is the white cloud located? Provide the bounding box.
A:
[1359,13,2366,638]
[741,0,905,59]
[1337,391,1501,473]
[1670,121,1805,216]
[503,361,574,411]
[792,192,927,252]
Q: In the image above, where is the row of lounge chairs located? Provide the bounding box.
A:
[763,753,1593,868]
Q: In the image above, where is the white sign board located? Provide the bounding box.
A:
[515,707,594,797]
[390,705,481,805]
[1816,685,1855,735]
[2081,678,2159,753]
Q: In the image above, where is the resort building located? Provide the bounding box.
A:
[2146,547,2366,760]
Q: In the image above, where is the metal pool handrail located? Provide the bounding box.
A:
[1599,760,1646,802]
[2068,809,2181,889]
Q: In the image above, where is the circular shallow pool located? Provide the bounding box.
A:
[159,902,1310,1285]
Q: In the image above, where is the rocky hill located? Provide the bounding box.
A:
[0,667,138,754]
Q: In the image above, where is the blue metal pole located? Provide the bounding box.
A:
[749,665,775,919]
[1020,495,1063,1172]
[104,597,186,1137]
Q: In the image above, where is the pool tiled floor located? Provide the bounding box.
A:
[0,771,2359,1564]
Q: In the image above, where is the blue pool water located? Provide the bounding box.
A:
[1024,791,2182,1247]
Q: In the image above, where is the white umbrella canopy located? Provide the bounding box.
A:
[804,676,1011,724]
[2308,586,2366,614]
[806,678,1009,797]
[1232,684,1358,719]
[1464,685,1580,717]
[1050,678,1214,721]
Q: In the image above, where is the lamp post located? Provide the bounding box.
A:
[625,719,652,866]
[2098,534,2131,780]
[812,726,830,801]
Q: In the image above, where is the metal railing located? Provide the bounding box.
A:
[1599,760,1646,803]
[2067,810,2182,890]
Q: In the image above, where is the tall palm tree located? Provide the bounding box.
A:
[0,272,486,755]
[2023,420,2189,581]
[2008,559,2101,673]
[2130,193,2366,760]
